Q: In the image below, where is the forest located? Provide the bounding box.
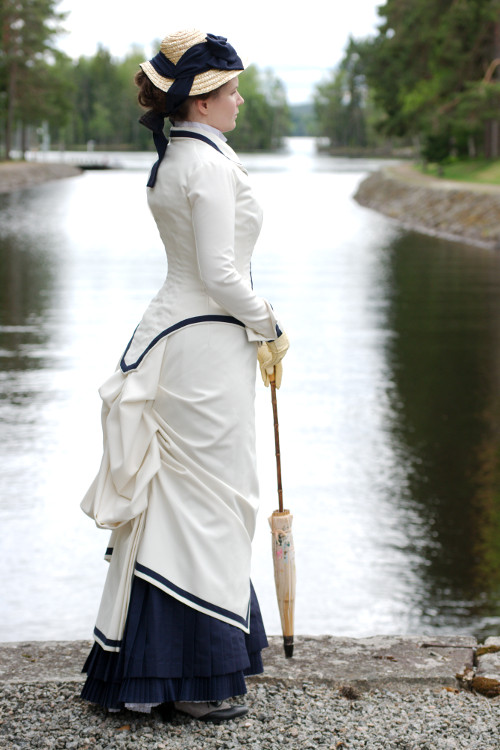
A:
[3,0,500,163]
[0,0,290,158]
[314,0,500,161]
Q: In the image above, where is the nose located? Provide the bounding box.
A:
[237,93,244,105]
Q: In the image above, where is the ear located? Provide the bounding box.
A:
[193,98,210,117]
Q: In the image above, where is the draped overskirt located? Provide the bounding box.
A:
[81,320,267,707]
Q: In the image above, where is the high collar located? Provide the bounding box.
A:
[169,124,246,173]
[173,120,227,142]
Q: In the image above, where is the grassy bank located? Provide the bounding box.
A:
[419,159,500,185]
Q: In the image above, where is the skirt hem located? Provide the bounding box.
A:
[80,577,267,710]
[80,651,264,709]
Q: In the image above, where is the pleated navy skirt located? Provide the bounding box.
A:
[81,576,268,710]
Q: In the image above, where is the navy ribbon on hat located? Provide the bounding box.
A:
[139,34,243,186]
[139,110,169,187]
[152,34,243,114]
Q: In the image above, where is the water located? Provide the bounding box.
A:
[2,138,500,642]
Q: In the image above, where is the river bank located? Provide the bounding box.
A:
[1,637,500,748]
[0,161,82,194]
[354,162,500,250]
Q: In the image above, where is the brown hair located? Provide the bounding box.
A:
[135,70,220,123]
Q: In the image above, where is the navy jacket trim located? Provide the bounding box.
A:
[170,129,228,157]
[120,314,245,372]
[146,128,235,186]
[93,626,122,649]
[134,561,250,630]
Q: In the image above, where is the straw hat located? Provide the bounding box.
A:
[140,29,244,96]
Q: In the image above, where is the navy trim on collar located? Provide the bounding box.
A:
[170,129,227,156]
[145,126,240,186]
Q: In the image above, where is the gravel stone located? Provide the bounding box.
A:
[1,681,500,749]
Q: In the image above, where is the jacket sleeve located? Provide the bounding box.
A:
[188,159,280,341]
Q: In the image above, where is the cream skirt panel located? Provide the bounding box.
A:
[86,321,259,649]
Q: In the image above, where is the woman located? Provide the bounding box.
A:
[80,29,289,723]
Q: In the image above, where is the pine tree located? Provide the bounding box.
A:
[361,0,500,157]
[0,0,69,158]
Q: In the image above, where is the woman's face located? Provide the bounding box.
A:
[203,77,244,132]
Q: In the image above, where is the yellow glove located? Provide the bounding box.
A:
[257,332,289,389]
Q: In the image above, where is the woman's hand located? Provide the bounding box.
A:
[257,332,289,388]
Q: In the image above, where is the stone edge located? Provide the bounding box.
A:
[353,163,500,251]
[1,635,494,695]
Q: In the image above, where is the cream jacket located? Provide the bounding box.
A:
[121,124,279,371]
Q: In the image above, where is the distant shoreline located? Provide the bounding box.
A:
[354,163,500,250]
[0,162,82,194]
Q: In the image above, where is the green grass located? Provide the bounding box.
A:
[418,159,500,184]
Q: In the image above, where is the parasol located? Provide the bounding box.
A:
[268,370,296,658]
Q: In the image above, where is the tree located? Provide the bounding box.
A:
[314,38,368,147]
[70,47,125,147]
[289,103,316,137]
[357,0,500,157]
[116,48,152,150]
[227,65,290,152]
[0,0,70,158]
[314,37,386,149]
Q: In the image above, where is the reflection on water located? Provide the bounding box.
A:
[384,234,500,637]
[2,139,500,641]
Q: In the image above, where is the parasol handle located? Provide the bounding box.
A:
[269,370,283,513]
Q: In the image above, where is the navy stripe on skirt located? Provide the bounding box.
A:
[81,576,268,709]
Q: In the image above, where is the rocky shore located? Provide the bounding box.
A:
[354,163,500,250]
[1,636,500,749]
[0,161,82,194]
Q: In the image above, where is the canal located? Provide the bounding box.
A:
[2,138,500,641]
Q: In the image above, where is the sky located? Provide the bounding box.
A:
[55,1,383,104]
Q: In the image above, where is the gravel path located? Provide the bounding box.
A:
[1,680,499,749]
